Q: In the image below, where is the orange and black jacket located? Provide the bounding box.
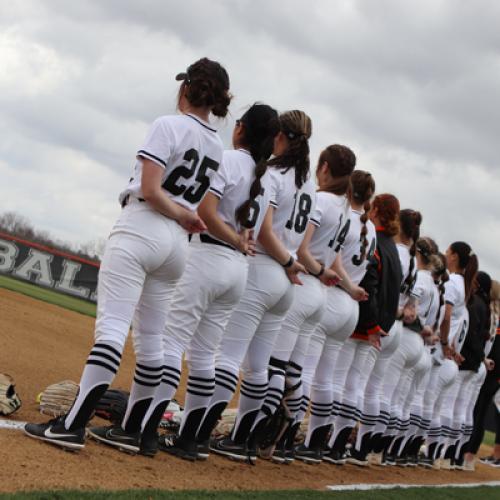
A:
[352,228,402,341]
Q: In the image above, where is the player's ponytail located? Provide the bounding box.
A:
[415,237,438,267]
[400,209,422,293]
[371,194,400,237]
[450,241,479,303]
[267,110,312,189]
[433,253,449,331]
[235,104,280,227]
[350,170,376,263]
[176,57,232,117]
[317,145,356,195]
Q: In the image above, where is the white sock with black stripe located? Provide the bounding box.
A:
[231,375,268,444]
[305,388,332,448]
[65,341,123,431]
[178,368,215,439]
[195,367,239,443]
[140,356,181,434]
[121,359,163,433]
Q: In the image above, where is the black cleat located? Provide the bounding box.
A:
[87,425,140,454]
[294,444,322,465]
[346,448,369,467]
[323,448,347,465]
[196,440,210,461]
[418,455,434,468]
[139,431,159,457]
[210,437,255,463]
[395,456,408,467]
[158,434,197,462]
[24,416,85,452]
[407,454,419,467]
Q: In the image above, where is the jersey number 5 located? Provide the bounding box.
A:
[163,148,219,204]
[285,193,312,234]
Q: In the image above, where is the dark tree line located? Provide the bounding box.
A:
[0,211,104,262]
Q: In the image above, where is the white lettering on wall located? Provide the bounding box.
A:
[13,249,54,287]
[0,239,18,272]
[55,260,90,299]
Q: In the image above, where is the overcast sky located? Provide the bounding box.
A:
[1,0,499,278]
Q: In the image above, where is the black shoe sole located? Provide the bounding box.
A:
[158,442,197,462]
[295,455,322,465]
[24,428,84,452]
[87,429,139,455]
[210,445,256,464]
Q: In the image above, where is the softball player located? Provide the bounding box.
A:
[292,171,376,464]
[382,238,441,464]
[424,241,478,466]
[196,110,315,463]
[24,58,231,453]
[350,209,421,464]
[259,145,359,463]
[134,104,280,461]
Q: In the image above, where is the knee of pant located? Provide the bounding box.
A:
[132,332,163,361]
[311,378,331,392]
[187,351,215,372]
[242,366,267,383]
[161,336,185,362]
[94,327,127,353]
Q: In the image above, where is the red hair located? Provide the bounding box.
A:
[372,194,400,236]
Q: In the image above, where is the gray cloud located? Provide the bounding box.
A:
[0,0,498,278]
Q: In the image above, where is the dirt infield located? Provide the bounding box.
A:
[0,287,498,493]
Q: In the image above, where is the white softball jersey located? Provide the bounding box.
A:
[445,273,466,339]
[412,269,440,328]
[256,168,316,259]
[119,113,224,211]
[341,208,377,285]
[207,149,272,239]
[308,192,350,269]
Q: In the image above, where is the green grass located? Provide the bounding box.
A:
[483,431,495,447]
[0,489,498,500]
[0,274,96,317]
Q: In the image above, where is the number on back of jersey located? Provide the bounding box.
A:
[162,148,219,204]
[352,237,376,266]
[244,187,265,229]
[328,219,350,252]
[285,193,312,234]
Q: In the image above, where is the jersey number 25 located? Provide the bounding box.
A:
[163,148,219,204]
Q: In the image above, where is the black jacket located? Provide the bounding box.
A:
[460,294,490,372]
[354,229,403,338]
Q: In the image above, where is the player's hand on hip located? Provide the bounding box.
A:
[484,358,495,371]
[177,208,207,233]
[320,269,341,287]
[368,332,382,351]
[237,229,255,256]
[286,260,306,286]
[350,286,369,302]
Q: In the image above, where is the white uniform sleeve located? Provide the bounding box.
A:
[444,277,458,306]
[411,271,425,299]
[268,168,281,208]
[208,154,232,199]
[136,117,175,169]
[309,191,324,228]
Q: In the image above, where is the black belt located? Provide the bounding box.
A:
[199,233,236,251]
[121,194,145,208]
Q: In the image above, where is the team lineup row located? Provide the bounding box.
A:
[23,57,499,471]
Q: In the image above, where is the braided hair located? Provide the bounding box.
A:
[267,110,312,188]
[235,104,280,227]
[349,171,376,264]
[433,252,450,331]
[400,209,423,294]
